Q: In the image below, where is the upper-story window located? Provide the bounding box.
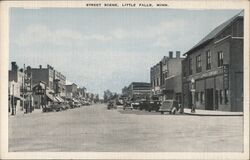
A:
[189,58,193,75]
[218,51,224,67]
[206,50,211,70]
[196,55,202,73]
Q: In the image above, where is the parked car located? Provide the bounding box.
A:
[85,101,91,106]
[116,99,124,105]
[159,100,179,115]
[138,99,148,110]
[42,103,63,112]
[62,102,70,110]
[74,102,81,108]
[123,101,133,110]
[107,101,116,110]
[69,101,75,109]
[146,100,162,112]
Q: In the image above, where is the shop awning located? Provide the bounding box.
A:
[73,98,80,103]
[55,96,64,103]
[46,90,56,102]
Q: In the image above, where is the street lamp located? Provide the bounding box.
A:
[191,78,196,113]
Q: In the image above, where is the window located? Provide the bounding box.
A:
[218,51,224,67]
[162,73,165,85]
[206,50,211,70]
[189,58,193,75]
[224,89,229,104]
[200,92,204,103]
[219,90,223,104]
[195,92,199,102]
[196,55,202,73]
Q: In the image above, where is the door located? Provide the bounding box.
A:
[215,90,219,110]
[235,73,243,111]
[205,89,214,110]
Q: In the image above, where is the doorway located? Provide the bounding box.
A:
[215,90,219,110]
[205,89,214,110]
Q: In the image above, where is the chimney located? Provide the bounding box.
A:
[176,51,181,58]
[39,65,42,69]
[11,62,18,71]
[169,51,173,58]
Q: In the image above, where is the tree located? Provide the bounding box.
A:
[103,90,113,103]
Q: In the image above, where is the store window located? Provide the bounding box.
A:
[219,90,223,104]
[218,51,224,67]
[206,50,211,70]
[200,92,204,103]
[224,89,229,104]
[195,92,199,102]
[196,55,202,73]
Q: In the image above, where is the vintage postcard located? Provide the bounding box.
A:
[0,0,249,159]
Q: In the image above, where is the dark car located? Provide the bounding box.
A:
[146,100,162,112]
[138,99,149,110]
[123,101,133,110]
[42,103,63,112]
[107,101,116,110]
[159,100,180,115]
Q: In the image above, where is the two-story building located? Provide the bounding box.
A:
[182,12,243,112]
[151,51,184,101]
[124,82,151,100]
[9,62,26,114]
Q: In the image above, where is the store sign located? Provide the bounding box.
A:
[33,82,46,95]
[223,64,229,89]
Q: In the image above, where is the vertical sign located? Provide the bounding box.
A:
[223,64,229,89]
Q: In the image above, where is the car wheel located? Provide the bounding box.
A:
[161,111,164,114]
[123,108,125,110]
[148,110,151,112]
[172,108,177,115]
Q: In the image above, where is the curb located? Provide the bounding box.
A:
[184,112,243,116]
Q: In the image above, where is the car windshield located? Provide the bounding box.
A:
[162,101,172,108]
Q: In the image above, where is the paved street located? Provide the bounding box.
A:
[9,103,243,152]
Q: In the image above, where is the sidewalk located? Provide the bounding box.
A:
[183,108,243,116]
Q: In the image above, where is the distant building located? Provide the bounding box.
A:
[126,82,151,100]
[66,83,78,99]
[77,87,87,99]
[182,12,243,111]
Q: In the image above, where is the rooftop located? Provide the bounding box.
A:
[185,11,244,55]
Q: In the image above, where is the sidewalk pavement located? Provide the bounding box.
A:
[183,108,243,116]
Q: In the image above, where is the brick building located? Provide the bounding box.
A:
[66,83,78,99]
[182,12,243,111]
[28,64,66,108]
[150,51,184,101]
[123,82,151,100]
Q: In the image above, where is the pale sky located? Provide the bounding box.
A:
[10,8,241,97]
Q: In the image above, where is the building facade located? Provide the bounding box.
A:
[28,64,66,108]
[126,82,151,100]
[182,13,243,112]
[150,51,184,101]
[9,62,26,114]
[66,83,78,99]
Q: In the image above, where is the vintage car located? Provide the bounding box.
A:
[42,103,63,112]
[137,99,148,110]
[159,100,180,115]
[123,101,133,110]
[146,100,162,112]
[107,101,116,110]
